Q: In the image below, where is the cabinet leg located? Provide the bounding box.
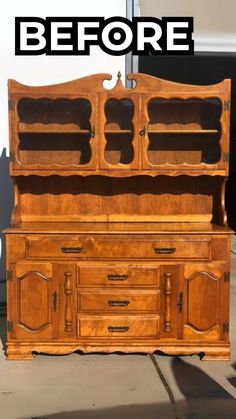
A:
[200,348,230,361]
[6,345,35,360]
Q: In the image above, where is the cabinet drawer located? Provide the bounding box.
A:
[26,235,211,260]
[78,290,160,312]
[78,264,159,286]
[77,315,159,338]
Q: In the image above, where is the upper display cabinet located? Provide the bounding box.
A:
[8,73,231,176]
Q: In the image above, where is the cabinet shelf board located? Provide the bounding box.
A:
[147,129,218,134]
[105,129,133,134]
[18,123,90,134]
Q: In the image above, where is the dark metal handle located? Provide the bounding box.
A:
[53,291,57,312]
[108,300,130,307]
[154,247,176,255]
[107,274,128,281]
[139,125,146,136]
[61,247,83,254]
[91,125,95,138]
[177,292,183,313]
[108,326,129,333]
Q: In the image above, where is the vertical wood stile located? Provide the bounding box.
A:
[220,178,227,226]
[164,272,172,332]
[64,272,73,332]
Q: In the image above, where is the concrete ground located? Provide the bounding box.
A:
[1,236,236,419]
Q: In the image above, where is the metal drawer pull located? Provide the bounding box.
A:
[108,300,130,307]
[108,326,129,333]
[154,247,176,254]
[61,247,83,253]
[52,291,57,312]
[107,274,128,281]
[177,292,183,313]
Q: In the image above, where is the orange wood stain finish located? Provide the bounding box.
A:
[5,73,232,360]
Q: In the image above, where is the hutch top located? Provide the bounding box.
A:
[7,72,231,228]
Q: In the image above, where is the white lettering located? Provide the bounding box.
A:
[102,21,133,52]
[167,22,189,51]
[20,22,46,51]
[137,22,162,51]
[51,22,73,51]
[77,22,99,51]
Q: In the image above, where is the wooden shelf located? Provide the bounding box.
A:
[10,168,228,177]
[105,129,133,134]
[147,129,218,134]
[18,123,90,134]
[4,222,233,235]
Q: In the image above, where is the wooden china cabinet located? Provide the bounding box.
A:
[5,72,232,360]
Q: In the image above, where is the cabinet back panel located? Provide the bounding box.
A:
[18,134,92,165]
[18,176,220,222]
[147,134,220,165]
[147,99,221,129]
[18,133,91,164]
[18,98,91,126]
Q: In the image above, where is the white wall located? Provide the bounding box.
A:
[140,0,236,52]
[0,0,126,301]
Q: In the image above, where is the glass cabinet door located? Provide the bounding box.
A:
[142,96,227,169]
[13,96,98,170]
[99,94,140,169]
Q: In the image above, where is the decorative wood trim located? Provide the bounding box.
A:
[9,73,230,95]
[183,324,221,340]
[64,272,73,332]
[21,213,213,223]
[17,270,50,281]
[6,342,230,361]
[10,169,229,177]
[185,270,220,282]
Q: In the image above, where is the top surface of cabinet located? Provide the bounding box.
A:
[8,73,231,176]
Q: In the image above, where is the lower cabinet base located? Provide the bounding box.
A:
[6,342,230,361]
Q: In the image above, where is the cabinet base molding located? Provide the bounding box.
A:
[6,342,230,361]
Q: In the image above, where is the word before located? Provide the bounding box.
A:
[15,17,194,55]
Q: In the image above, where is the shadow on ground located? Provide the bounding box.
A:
[25,357,236,419]
[172,357,236,418]
[30,403,176,419]
[228,362,236,389]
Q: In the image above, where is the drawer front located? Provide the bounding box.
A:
[78,290,160,312]
[27,236,211,260]
[77,315,160,338]
[78,264,159,286]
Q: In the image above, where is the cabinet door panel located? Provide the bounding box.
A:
[99,93,140,169]
[141,94,228,170]
[10,263,55,339]
[12,95,98,171]
[187,271,218,331]
[183,264,228,341]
